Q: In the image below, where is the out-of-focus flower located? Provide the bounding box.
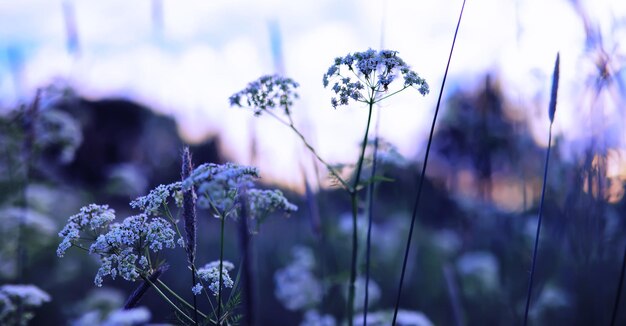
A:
[102,307,151,326]
[356,309,434,326]
[35,108,83,164]
[300,309,336,326]
[106,164,149,198]
[529,285,570,322]
[274,246,322,311]
[0,284,51,325]
[351,276,381,311]
[456,251,500,294]
[0,284,50,306]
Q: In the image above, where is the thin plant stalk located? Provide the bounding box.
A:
[610,244,626,326]
[217,212,226,325]
[156,279,210,320]
[181,147,199,325]
[346,100,375,325]
[443,263,465,326]
[18,91,40,285]
[143,275,196,324]
[392,1,467,323]
[237,188,255,326]
[523,124,553,325]
[264,109,350,191]
[523,52,560,326]
[363,110,381,325]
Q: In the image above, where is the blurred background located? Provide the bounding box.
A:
[0,0,625,325]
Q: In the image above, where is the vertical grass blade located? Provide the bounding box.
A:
[610,244,626,326]
[391,1,467,323]
[523,52,560,326]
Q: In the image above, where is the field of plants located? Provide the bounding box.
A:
[0,0,625,325]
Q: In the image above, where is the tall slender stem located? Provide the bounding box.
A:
[610,244,626,326]
[217,214,226,325]
[392,1,466,323]
[363,113,380,325]
[346,100,374,326]
[523,124,553,325]
[238,189,255,326]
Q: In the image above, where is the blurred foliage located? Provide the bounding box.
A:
[0,63,625,326]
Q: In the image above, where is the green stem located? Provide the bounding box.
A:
[346,99,374,326]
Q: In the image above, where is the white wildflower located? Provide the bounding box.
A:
[197,261,235,296]
[274,246,322,311]
[191,283,203,296]
[130,182,181,216]
[0,284,51,306]
[229,75,299,116]
[323,49,429,108]
[456,251,500,294]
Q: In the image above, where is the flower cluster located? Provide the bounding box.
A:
[58,204,176,287]
[195,261,235,296]
[301,309,336,326]
[35,109,83,164]
[57,204,116,257]
[102,307,151,326]
[88,214,176,286]
[130,182,182,216]
[0,284,51,325]
[183,162,259,215]
[323,49,429,108]
[229,75,299,116]
[274,246,322,311]
[247,189,298,219]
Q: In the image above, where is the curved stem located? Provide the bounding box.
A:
[264,109,351,191]
[392,0,466,323]
[346,100,374,326]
